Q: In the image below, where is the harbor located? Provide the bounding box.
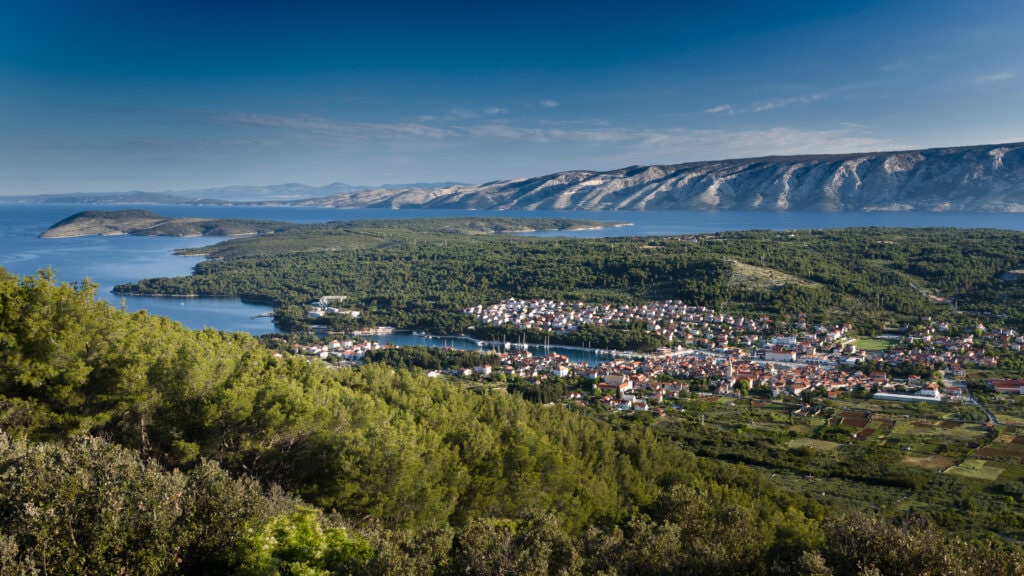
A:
[355,331,625,366]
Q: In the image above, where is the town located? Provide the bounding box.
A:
[295,296,1024,412]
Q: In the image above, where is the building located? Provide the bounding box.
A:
[989,378,1024,395]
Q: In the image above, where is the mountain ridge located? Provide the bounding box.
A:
[288,142,1024,211]
[6,142,1024,211]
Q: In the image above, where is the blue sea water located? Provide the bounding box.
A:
[1,202,1022,337]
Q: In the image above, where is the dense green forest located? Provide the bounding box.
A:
[116,221,1024,341]
[4,270,1023,574]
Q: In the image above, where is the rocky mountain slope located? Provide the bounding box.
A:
[294,142,1024,211]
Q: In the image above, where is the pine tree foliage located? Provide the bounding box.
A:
[0,269,1022,574]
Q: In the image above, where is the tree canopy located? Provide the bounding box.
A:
[1,267,1023,574]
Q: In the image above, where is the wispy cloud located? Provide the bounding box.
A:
[540,99,560,109]
[590,125,894,167]
[464,121,888,155]
[704,104,735,115]
[206,111,452,140]
[444,108,482,121]
[703,94,827,116]
[880,58,914,73]
[196,109,891,167]
[752,93,827,112]
[971,71,1014,85]
[419,107,507,121]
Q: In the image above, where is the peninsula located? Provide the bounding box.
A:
[39,210,299,238]
[41,211,621,248]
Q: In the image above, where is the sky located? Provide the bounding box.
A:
[1,0,1022,194]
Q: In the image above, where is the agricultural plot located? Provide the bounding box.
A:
[858,417,893,439]
[884,420,988,465]
[997,461,1024,482]
[816,409,994,472]
[787,437,842,453]
[889,419,988,443]
[903,454,957,470]
[836,410,870,428]
[663,397,1024,542]
[992,412,1024,426]
[674,398,1012,483]
[976,433,1024,461]
[947,458,1006,481]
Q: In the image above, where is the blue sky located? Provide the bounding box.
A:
[2,0,1022,194]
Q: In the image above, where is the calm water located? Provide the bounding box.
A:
[358,333,615,365]
[2,202,1023,337]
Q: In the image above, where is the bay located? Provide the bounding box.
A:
[356,332,615,366]
[2,202,1023,337]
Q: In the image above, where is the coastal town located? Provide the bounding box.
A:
[297,296,1024,412]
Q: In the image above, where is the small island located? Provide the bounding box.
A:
[39,209,299,239]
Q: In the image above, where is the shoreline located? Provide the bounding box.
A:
[408,333,628,359]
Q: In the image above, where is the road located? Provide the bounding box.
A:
[950,379,999,426]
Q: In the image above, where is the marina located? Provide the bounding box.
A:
[354,331,622,366]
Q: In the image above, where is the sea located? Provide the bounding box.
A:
[2,202,1022,359]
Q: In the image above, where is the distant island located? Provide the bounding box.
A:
[2,181,463,205]
[9,141,1024,212]
[39,210,299,238]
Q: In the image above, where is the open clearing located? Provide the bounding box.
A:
[903,454,957,470]
[787,438,842,453]
[947,458,1005,481]
[854,337,891,351]
[727,259,822,291]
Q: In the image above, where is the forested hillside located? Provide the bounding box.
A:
[3,270,1022,574]
[117,222,1024,338]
